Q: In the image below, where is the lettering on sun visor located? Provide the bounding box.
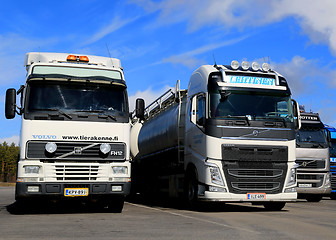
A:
[225,75,275,86]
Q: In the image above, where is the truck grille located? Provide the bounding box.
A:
[55,165,99,181]
[297,174,324,188]
[222,145,287,162]
[228,169,283,178]
[231,182,280,191]
[27,141,125,161]
[295,159,325,169]
[43,163,109,182]
[222,145,288,194]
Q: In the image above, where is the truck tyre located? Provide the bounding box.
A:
[107,196,125,213]
[306,195,322,202]
[184,170,198,209]
[330,193,336,200]
[263,202,286,211]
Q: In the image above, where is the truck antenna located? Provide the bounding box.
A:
[105,43,114,67]
[213,53,220,70]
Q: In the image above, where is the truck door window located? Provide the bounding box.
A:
[196,95,205,126]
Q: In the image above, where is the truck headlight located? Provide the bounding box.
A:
[209,166,224,186]
[286,167,296,187]
[24,166,40,174]
[112,166,128,175]
[100,143,111,155]
[45,142,57,154]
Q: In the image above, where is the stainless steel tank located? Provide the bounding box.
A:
[131,98,186,159]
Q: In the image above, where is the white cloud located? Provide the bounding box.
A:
[132,0,336,54]
[274,56,336,96]
[84,16,140,46]
[0,135,20,146]
[0,33,58,86]
[162,36,248,68]
[128,85,173,112]
[273,56,336,125]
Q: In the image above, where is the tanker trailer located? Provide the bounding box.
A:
[132,61,301,210]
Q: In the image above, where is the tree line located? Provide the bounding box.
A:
[0,142,19,182]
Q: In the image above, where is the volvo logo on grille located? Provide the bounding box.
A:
[253,130,259,136]
[74,147,83,155]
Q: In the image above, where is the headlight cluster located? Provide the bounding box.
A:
[286,167,297,187]
[24,166,40,174]
[112,166,128,175]
[209,166,224,186]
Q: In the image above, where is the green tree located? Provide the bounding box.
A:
[0,142,19,182]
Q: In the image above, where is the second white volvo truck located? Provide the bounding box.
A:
[131,61,301,210]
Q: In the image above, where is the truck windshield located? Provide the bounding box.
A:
[26,80,128,118]
[209,90,294,122]
[296,129,328,147]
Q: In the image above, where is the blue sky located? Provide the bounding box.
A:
[1,0,336,145]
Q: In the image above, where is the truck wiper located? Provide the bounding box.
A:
[226,115,251,126]
[260,116,286,126]
[75,110,117,121]
[35,108,72,119]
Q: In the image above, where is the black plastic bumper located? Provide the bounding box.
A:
[15,182,131,200]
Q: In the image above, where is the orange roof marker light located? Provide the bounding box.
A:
[66,55,89,63]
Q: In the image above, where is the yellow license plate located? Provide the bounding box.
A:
[64,188,89,197]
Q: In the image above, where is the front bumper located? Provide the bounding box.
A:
[296,172,331,195]
[198,191,297,202]
[15,182,131,200]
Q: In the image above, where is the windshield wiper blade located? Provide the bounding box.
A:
[46,108,72,119]
[75,110,105,113]
[260,116,286,126]
[226,115,250,126]
[34,108,72,119]
[75,110,117,121]
[99,114,117,121]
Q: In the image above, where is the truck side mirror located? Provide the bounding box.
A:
[292,99,301,130]
[5,88,17,119]
[135,98,145,120]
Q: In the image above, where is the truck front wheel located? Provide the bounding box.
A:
[107,196,125,213]
[184,170,198,209]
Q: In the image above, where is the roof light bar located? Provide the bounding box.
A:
[262,63,270,72]
[231,60,239,70]
[229,60,270,72]
[251,62,260,71]
[241,61,249,70]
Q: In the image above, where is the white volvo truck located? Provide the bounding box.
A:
[5,52,131,212]
[296,112,331,202]
[131,61,300,210]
